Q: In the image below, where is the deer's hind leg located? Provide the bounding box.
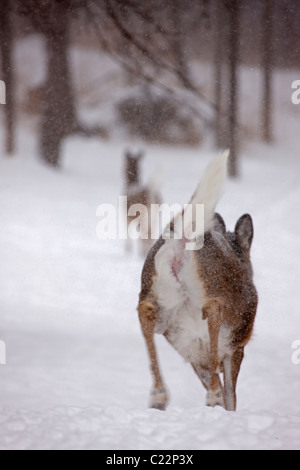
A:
[138,301,169,410]
[192,364,210,391]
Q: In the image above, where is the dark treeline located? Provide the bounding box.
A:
[12,0,300,68]
[0,0,298,175]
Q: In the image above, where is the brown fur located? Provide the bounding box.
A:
[125,151,142,188]
[197,230,258,348]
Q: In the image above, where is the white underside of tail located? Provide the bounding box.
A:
[184,150,229,238]
[160,150,229,248]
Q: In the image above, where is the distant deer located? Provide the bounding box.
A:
[138,152,258,411]
[124,150,162,257]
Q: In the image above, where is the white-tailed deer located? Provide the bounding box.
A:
[138,152,258,411]
[124,150,162,257]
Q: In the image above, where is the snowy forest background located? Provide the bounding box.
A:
[2,0,300,172]
[0,0,300,450]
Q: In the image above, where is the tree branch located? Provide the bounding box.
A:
[86,3,213,125]
[91,0,215,110]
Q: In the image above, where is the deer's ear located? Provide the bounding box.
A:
[235,214,254,252]
[137,151,145,161]
[213,213,226,236]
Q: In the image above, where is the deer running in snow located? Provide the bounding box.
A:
[137,152,258,411]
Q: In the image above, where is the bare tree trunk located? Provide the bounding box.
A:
[171,0,190,84]
[214,0,226,149]
[227,0,240,178]
[40,2,76,167]
[0,0,15,155]
[262,0,273,143]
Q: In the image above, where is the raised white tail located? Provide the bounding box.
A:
[184,150,229,240]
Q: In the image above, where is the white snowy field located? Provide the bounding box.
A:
[0,119,300,450]
[0,33,300,449]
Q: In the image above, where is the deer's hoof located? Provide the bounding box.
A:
[151,402,167,411]
[149,387,169,411]
[206,389,225,409]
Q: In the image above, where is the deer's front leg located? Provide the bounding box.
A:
[223,348,244,411]
[138,301,169,410]
[204,300,225,409]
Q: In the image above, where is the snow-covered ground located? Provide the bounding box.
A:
[0,126,300,450]
[0,36,300,450]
